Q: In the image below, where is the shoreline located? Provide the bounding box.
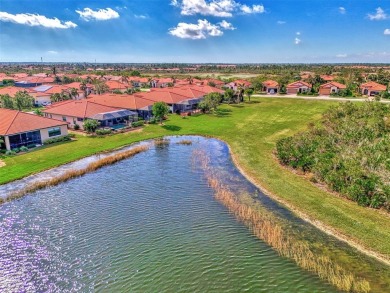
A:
[226,143,390,266]
[1,133,389,266]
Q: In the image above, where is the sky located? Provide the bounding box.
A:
[0,0,389,63]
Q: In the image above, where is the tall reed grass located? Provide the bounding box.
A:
[194,149,371,293]
[5,145,149,203]
[176,139,193,145]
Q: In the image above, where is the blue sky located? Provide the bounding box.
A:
[0,0,389,63]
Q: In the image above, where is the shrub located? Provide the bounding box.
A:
[276,102,390,210]
[5,150,16,156]
[13,148,20,153]
[132,120,145,127]
[20,146,29,152]
[43,135,71,145]
[95,129,112,136]
[83,119,99,133]
[73,124,80,130]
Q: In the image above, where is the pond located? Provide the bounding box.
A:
[0,136,387,292]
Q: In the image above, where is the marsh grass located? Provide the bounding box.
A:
[4,145,149,203]
[176,139,193,145]
[194,149,371,293]
[154,138,170,147]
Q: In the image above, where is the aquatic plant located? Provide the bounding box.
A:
[176,139,193,145]
[5,145,149,203]
[195,149,371,293]
[154,138,170,147]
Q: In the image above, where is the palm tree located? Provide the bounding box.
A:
[187,76,193,85]
[80,81,88,97]
[69,88,79,99]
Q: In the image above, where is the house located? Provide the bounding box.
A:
[320,75,335,82]
[204,78,225,89]
[319,82,347,95]
[360,81,387,96]
[0,86,35,97]
[150,78,174,88]
[262,80,279,94]
[43,100,137,130]
[225,80,252,91]
[105,80,131,92]
[87,94,155,120]
[128,77,150,88]
[286,81,312,94]
[0,108,68,151]
[31,84,85,106]
[144,85,224,113]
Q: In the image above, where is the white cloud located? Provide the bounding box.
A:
[384,29,390,35]
[76,8,119,21]
[134,14,148,19]
[296,31,301,35]
[0,11,77,29]
[240,4,265,14]
[47,50,58,54]
[277,20,286,25]
[336,54,347,58]
[173,0,265,17]
[169,19,232,39]
[294,37,301,45]
[367,7,388,20]
[339,7,346,14]
[218,20,235,30]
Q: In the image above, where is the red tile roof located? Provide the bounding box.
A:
[360,81,387,91]
[43,100,124,118]
[286,81,312,88]
[319,81,346,89]
[320,75,335,81]
[87,94,154,110]
[0,108,67,135]
[105,80,130,90]
[262,80,279,87]
[0,86,35,97]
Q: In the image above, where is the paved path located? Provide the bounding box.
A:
[252,94,390,103]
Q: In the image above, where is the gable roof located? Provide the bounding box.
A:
[0,86,35,97]
[43,99,125,118]
[0,108,67,136]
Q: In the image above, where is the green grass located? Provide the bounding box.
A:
[1,97,389,258]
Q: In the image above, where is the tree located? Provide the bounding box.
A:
[207,81,216,87]
[14,91,34,111]
[0,94,14,109]
[199,92,222,113]
[224,89,234,104]
[94,81,109,95]
[80,81,88,97]
[68,88,79,99]
[244,88,254,102]
[152,101,169,124]
[34,109,43,116]
[83,119,99,133]
[130,70,141,77]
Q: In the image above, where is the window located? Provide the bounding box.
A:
[48,127,61,137]
[77,117,84,122]
[62,116,67,122]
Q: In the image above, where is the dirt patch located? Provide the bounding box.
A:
[0,160,5,168]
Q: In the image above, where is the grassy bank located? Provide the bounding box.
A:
[1,97,389,260]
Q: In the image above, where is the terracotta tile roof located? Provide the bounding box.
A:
[43,99,125,118]
[87,94,154,111]
[105,80,130,90]
[320,75,335,81]
[232,79,252,86]
[262,80,279,87]
[360,81,387,91]
[286,81,312,88]
[0,108,67,135]
[319,82,346,89]
[0,86,35,97]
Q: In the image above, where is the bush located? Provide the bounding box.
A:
[5,150,16,156]
[13,148,20,153]
[276,102,390,210]
[95,129,112,136]
[43,135,71,145]
[20,146,29,152]
[73,124,80,130]
[132,120,145,127]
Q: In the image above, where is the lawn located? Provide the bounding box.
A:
[1,97,389,259]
